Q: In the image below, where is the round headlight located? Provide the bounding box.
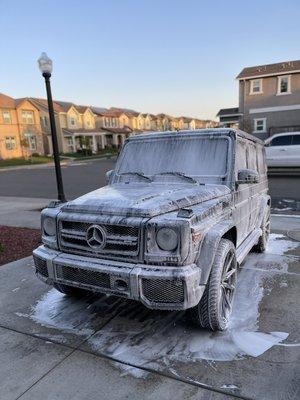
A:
[156,227,178,251]
[43,217,56,236]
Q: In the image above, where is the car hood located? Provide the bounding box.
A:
[62,183,230,217]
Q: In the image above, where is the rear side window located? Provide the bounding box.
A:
[270,135,293,146]
[257,147,266,174]
[292,135,300,145]
[236,140,247,171]
[247,143,257,170]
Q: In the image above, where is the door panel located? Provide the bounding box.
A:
[234,139,251,246]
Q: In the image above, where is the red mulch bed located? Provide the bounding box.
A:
[0,226,42,266]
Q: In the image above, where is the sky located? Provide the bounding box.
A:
[0,0,299,120]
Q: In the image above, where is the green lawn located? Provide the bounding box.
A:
[62,148,118,158]
[0,156,52,168]
[0,149,118,168]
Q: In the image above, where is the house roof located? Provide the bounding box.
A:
[122,111,139,117]
[15,97,53,112]
[102,109,124,117]
[216,107,240,117]
[0,93,15,108]
[110,107,138,114]
[180,117,193,122]
[74,105,89,113]
[102,108,139,118]
[55,101,75,112]
[101,126,132,134]
[236,60,300,80]
[28,98,63,113]
[90,106,108,115]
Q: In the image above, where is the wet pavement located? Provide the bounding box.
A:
[0,231,299,400]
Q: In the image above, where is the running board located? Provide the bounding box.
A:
[236,228,262,265]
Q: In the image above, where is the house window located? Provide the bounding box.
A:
[250,79,263,94]
[86,120,90,127]
[5,136,16,150]
[22,110,34,124]
[42,116,49,127]
[67,137,73,147]
[28,135,37,150]
[277,75,291,94]
[254,118,266,133]
[3,111,12,124]
[70,117,76,126]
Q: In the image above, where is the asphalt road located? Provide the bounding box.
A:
[0,158,299,209]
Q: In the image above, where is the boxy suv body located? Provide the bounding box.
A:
[33,129,270,331]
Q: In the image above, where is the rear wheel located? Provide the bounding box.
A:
[187,239,237,331]
[253,207,270,253]
[53,283,89,297]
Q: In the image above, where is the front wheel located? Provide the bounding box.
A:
[187,239,237,331]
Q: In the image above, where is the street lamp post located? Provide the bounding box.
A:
[38,52,66,203]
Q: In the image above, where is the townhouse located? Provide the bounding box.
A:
[0,93,23,159]
[0,93,45,159]
[0,91,217,159]
[237,60,300,139]
[217,60,300,139]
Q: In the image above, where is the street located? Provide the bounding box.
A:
[0,159,299,210]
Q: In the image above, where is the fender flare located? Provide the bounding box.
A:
[197,220,236,285]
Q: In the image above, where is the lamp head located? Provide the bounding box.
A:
[38,52,53,76]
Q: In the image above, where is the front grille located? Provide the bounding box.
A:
[55,264,111,289]
[33,255,48,278]
[58,220,140,258]
[142,278,184,304]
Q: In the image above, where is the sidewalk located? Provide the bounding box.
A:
[0,214,299,399]
[0,196,52,229]
[0,154,117,172]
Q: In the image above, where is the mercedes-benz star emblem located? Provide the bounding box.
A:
[86,225,106,250]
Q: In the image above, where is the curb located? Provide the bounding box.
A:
[0,155,117,172]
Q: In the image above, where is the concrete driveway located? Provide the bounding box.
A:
[0,222,299,399]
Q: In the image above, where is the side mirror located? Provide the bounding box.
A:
[237,169,259,184]
[106,169,114,184]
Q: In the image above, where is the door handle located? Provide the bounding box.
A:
[279,149,287,151]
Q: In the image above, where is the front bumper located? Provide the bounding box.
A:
[33,245,204,310]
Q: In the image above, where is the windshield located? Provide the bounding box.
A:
[116,136,230,179]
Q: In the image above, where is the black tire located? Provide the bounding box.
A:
[53,283,89,297]
[253,207,270,253]
[187,239,237,331]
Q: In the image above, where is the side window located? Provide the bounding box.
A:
[236,140,247,174]
[270,135,292,146]
[247,143,257,170]
[257,146,266,174]
[292,135,300,145]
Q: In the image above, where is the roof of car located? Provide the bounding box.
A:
[128,128,264,145]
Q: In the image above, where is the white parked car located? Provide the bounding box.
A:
[265,132,300,167]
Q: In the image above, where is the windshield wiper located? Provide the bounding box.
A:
[119,172,152,182]
[154,171,198,184]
